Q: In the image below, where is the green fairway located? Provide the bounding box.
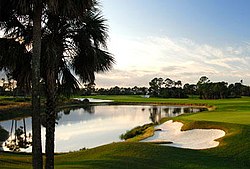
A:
[0,95,250,168]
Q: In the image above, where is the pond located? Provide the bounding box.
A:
[0,104,205,152]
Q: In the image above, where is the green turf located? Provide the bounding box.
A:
[0,95,250,168]
[54,141,249,169]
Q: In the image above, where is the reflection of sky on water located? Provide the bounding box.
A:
[0,105,203,152]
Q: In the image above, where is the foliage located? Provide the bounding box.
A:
[120,123,153,140]
[148,77,187,98]
[196,76,250,99]
[72,76,250,100]
[0,2,114,97]
[97,86,148,95]
[159,87,188,98]
[147,76,250,99]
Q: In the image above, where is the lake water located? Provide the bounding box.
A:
[0,105,204,152]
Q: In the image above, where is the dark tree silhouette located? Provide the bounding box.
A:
[0,1,113,168]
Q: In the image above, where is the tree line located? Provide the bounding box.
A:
[1,75,250,100]
[79,76,250,99]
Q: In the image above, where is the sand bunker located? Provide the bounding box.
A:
[74,98,113,103]
[142,120,225,149]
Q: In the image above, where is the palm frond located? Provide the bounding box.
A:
[0,0,13,21]
[46,0,94,17]
[94,48,115,72]
[58,65,81,97]
[0,38,31,91]
[85,11,109,48]
[0,0,114,97]
[0,39,26,69]
[72,46,114,83]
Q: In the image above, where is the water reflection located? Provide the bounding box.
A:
[150,106,203,124]
[149,107,161,124]
[0,105,205,152]
[62,105,95,115]
[3,119,32,152]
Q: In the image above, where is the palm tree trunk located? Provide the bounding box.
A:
[45,69,57,169]
[45,109,56,169]
[32,0,43,168]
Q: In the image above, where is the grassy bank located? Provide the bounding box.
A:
[0,95,250,168]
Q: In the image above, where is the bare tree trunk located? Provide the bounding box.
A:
[45,69,57,169]
[32,0,43,168]
[45,107,56,169]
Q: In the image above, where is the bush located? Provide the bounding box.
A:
[120,123,153,140]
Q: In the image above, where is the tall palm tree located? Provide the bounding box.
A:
[31,1,95,167]
[0,1,114,168]
[41,7,114,168]
[32,1,43,168]
[0,1,43,168]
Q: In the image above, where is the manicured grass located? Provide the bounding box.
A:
[54,141,249,169]
[0,95,250,168]
[0,152,32,169]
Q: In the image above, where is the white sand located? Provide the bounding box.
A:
[74,98,113,103]
[142,120,225,149]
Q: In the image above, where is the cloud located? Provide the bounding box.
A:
[95,35,250,88]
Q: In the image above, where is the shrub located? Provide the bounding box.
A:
[120,123,153,140]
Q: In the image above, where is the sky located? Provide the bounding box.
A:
[94,0,250,88]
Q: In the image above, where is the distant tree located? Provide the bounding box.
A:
[198,76,210,84]
[212,82,228,99]
[109,86,121,95]
[241,84,250,96]
[81,82,96,96]
[148,77,187,98]
[175,80,182,88]
[197,76,210,99]
[164,78,174,88]
[196,76,239,99]
[228,83,242,98]
[183,83,197,97]
[149,78,163,96]
[160,87,187,98]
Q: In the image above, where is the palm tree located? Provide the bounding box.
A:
[41,7,114,168]
[31,1,95,167]
[0,1,43,168]
[32,0,43,168]
[0,1,114,168]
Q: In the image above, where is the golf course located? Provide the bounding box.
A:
[0,95,249,169]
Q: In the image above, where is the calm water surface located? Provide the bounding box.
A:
[0,105,203,152]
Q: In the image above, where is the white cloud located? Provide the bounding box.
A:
[95,35,250,88]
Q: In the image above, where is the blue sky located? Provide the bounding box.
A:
[94,0,250,87]
[101,0,250,44]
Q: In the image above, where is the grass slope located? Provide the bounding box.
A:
[54,142,248,169]
[0,95,250,168]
